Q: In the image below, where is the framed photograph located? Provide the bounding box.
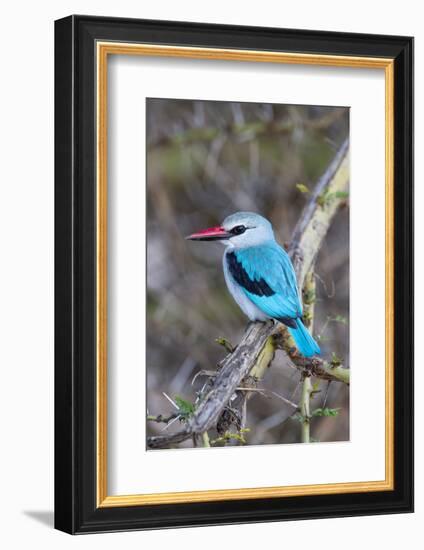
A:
[54,15,413,534]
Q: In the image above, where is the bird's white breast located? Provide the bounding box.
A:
[222,250,269,322]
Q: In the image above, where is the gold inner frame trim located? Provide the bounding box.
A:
[96,41,395,508]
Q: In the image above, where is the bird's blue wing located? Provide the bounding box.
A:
[226,243,302,321]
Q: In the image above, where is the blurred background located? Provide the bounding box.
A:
[146,98,349,448]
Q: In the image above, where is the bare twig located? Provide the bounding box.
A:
[299,374,313,443]
[274,325,350,385]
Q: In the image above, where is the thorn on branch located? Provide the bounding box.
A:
[215,337,235,353]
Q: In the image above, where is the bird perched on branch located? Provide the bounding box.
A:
[186,212,320,358]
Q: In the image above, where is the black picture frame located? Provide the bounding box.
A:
[55,14,413,534]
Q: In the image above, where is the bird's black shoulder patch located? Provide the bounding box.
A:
[226,252,275,297]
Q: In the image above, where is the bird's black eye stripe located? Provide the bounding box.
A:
[230,225,247,236]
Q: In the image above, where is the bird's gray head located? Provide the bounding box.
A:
[186,212,275,249]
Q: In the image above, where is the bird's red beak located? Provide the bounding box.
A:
[185,225,230,241]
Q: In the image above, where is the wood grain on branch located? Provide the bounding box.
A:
[147,138,350,449]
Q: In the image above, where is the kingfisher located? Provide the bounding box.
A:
[186,212,320,358]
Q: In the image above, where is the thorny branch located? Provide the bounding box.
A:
[147,138,350,449]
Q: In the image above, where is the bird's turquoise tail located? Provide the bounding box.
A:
[288,318,320,357]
